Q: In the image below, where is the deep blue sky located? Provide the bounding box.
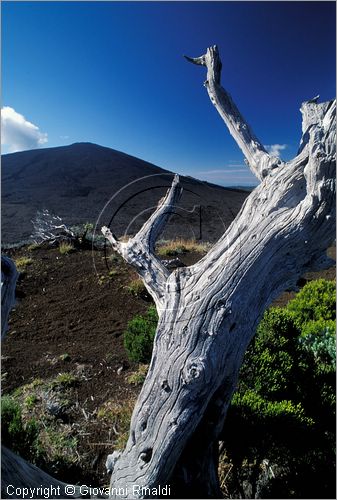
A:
[2,1,336,185]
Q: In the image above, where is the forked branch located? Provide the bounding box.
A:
[185,45,283,179]
[102,174,182,309]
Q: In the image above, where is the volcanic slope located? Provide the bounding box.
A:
[2,142,248,244]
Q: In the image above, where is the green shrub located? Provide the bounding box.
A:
[287,279,335,326]
[51,372,78,389]
[1,395,40,457]
[243,308,300,399]
[299,319,336,367]
[222,279,336,498]
[232,390,314,427]
[124,306,158,363]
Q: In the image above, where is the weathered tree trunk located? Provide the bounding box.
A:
[103,46,335,498]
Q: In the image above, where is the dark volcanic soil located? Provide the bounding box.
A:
[1,243,335,487]
[1,244,208,485]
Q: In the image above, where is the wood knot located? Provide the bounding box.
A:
[161,380,171,392]
[182,359,206,385]
[216,299,226,310]
[140,448,152,463]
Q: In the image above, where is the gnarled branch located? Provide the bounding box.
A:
[102,174,182,309]
[185,45,283,179]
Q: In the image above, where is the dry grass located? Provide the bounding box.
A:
[14,256,33,272]
[27,242,41,251]
[97,398,136,449]
[156,238,210,256]
[126,364,149,386]
[125,278,147,297]
[119,235,131,243]
[59,242,75,255]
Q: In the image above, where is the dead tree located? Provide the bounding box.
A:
[31,210,76,244]
[102,46,335,498]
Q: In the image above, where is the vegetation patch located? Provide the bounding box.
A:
[125,278,148,298]
[126,364,149,386]
[124,306,158,363]
[59,353,71,362]
[50,372,79,389]
[221,279,336,499]
[156,238,209,256]
[27,242,41,251]
[97,398,135,450]
[1,372,82,475]
[14,256,33,272]
[59,242,75,255]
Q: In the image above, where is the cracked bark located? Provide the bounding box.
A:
[104,45,335,499]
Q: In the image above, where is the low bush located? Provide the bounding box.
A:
[27,242,41,251]
[51,372,79,389]
[124,306,158,363]
[2,375,82,477]
[299,319,336,367]
[221,279,336,498]
[1,395,40,458]
[287,278,335,325]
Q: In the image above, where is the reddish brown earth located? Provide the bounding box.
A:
[1,244,207,485]
[1,243,335,487]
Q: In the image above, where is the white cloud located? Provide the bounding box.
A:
[1,106,48,153]
[265,143,287,157]
[182,167,257,186]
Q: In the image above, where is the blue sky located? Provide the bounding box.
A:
[2,1,336,186]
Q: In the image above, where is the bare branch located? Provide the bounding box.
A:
[185,45,283,179]
[135,174,182,254]
[102,175,183,308]
[31,209,75,244]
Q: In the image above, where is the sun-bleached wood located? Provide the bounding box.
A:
[102,174,182,310]
[185,45,283,180]
[103,46,335,498]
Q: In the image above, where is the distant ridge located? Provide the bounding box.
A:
[2,143,249,243]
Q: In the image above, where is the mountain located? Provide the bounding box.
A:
[1,142,249,244]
